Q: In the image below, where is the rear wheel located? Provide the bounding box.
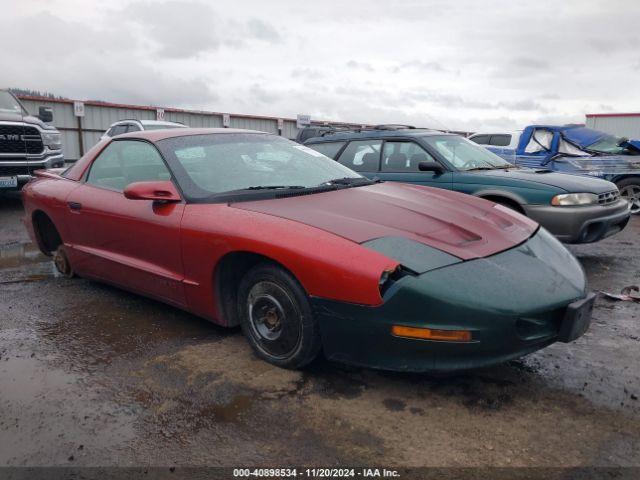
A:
[617,178,640,214]
[237,263,321,369]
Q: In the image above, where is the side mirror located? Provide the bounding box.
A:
[124,181,181,203]
[38,107,53,123]
[418,161,445,174]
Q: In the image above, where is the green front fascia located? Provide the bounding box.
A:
[313,229,587,372]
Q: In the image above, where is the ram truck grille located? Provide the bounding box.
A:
[0,125,44,155]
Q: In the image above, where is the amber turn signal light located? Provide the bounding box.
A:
[391,325,472,342]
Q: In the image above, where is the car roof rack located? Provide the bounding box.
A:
[298,123,432,143]
[372,124,416,130]
[316,125,351,136]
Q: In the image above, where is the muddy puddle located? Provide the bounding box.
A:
[1,215,640,466]
[0,241,59,285]
[0,327,137,465]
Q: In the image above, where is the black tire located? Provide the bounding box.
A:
[237,263,321,369]
[617,178,640,215]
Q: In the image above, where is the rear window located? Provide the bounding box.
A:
[111,125,128,136]
[306,142,346,159]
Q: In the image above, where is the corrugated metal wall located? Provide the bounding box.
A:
[586,115,640,139]
[17,96,347,161]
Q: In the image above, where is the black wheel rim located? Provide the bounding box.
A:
[247,281,302,359]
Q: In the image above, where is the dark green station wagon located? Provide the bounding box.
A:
[303,125,631,244]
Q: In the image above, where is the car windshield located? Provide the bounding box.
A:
[585,135,626,154]
[0,91,26,115]
[157,133,364,201]
[422,135,513,170]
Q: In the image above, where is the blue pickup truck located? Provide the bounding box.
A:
[469,125,640,213]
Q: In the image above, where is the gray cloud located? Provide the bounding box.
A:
[291,68,327,79]
[125,1,221,58]
[123,1,282,59]
[498,99,547,112]
[247,18,282,43]
[1,0,638,132]
[346,60,375,72]
[508,57,550,70]
[0,7,219,106]
[249,84,281,105]
[391,60,446,74]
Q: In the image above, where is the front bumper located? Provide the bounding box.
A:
[0,153,65,189]
[523,199,631,244]
[313,229,591,372]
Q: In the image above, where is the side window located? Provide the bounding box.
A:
[525,129,553,154]
[489,135,511,147]
[127,123,141,132]
[469,134,490,145]
[87,140,171,192]
[382,141,436,172]
[306,142,346,159]
[105,127,115,137]
[337,140,382,172]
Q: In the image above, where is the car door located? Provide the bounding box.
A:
[65,139,187,307]
[376,139,453,189]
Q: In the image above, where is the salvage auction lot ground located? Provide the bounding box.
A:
[1,194,639,467]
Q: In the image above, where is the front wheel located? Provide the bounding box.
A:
[53,245,75,278]
[237,263,321,369]
[617,178,640,214]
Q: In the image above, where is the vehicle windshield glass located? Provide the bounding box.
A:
[421,135,513,170]
[157,133,363,200]
[586,135,626,154]
[143,124,185,131]
[0,91,26,115]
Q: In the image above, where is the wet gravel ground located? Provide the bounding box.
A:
[1,194,639,468]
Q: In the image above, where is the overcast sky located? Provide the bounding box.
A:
[1,0,639,131]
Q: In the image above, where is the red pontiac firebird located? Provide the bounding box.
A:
[21,128,594,371]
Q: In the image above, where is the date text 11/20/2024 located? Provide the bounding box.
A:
[233,468,400,478]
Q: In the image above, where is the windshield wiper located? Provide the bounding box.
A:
[466,166,496,171]
[320,177,374,186]
[245,185,306,190]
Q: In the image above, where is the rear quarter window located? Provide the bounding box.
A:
[489,135,512,147]
[469,134,490,145]
[336,140,382,172]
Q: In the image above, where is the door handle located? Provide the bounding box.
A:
[68,201,82,211]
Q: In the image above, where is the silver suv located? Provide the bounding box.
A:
[101,119,187,140]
